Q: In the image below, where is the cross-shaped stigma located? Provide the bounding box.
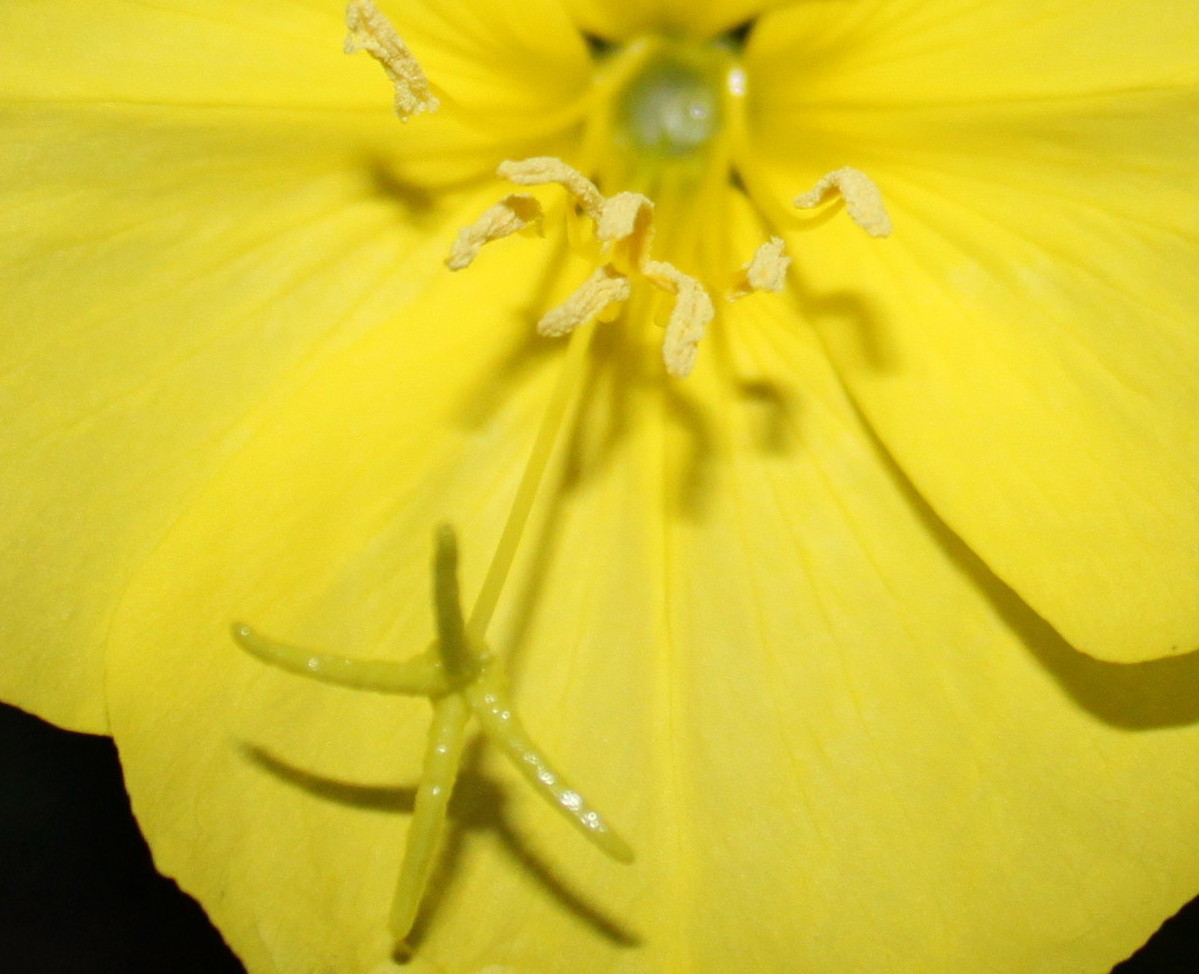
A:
[232,525,632,945]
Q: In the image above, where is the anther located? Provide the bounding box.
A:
[643,260,715,378]
[595,191,655,271]
[596,191,653,247]
[794,167,892,238]
[497,157,606,221]
[451,157,717,377]
[729,236,790,300]
[446,194,543,271]
[538,266,631,337]
[345,0,439,119]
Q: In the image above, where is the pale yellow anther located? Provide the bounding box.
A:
[794,167,892,238]
[452,156,720,376]
[596,191,653,245]
[595,191,656,274]
[539,266,632,337]
[644,260,715,378]
[729,236,790,301]
[345,0,439,119]
[446,194,543,271]
[496,157,606,222]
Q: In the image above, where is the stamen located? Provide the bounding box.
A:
[794,166,892,238]
[728,236,789,300]
[446,194,543,272]
[497,157,606,221]
[453,156,718,376]
[595,191,653,252]
[345,0,439,120]
[538,266,631,337]
[643,260,715,379]
[594,191,658,279]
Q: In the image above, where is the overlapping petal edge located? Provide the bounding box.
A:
[744,0,1199,663]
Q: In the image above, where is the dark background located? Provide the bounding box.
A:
[0,701,1194,973]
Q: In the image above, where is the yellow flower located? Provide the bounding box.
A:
[2,0,1199,972]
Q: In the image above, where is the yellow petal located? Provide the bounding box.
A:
[0,0,588,116]
[0,0,589,188]
[747,0,1199,662]
[0,0,366,109]
[0,90,511,731]
[7,3,1199,971]
[749,0,1199,111]
[101,191,1199,972]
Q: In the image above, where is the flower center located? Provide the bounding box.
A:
[591,36,743,198]
[615,54,722,159]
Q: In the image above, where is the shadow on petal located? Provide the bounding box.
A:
[915,485,1199,730]
[242,743,418,812]
[734,376,801,457]
[240,742,642,950]
[889,443,1199,731]
[991,580,1199,732]
[853,398,1199,730]
[411,753,642,953]
[362,155,441,221]
[663,378,719,521]
[793,267,898,374]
